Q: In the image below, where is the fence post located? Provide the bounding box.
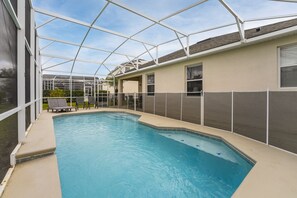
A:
[127,94,129,109]
[231,90,234,133]
[201,91,204,126]
[266,89,269,145]
[134,93,136,111]
[180,92,183,120]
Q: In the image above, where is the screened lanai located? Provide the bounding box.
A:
[2,0,297,197]
[35,0,297,79]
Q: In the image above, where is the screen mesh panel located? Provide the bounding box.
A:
[25,49,31,103]
[167,93,181,120]
[25,106,31,130]
[0,0,18,113]
[182,94,201,124]
[233,92,267,143]
[0,114,18,181]
[269,91,297,154]
[144,95,154,114]
[25,0,31,44]
[11,0,17,15]
[155,93,166,116]
[204,92,231,131]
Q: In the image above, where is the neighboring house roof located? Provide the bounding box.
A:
[122,18,297,74]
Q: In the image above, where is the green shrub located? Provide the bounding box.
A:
[49,88,65,97]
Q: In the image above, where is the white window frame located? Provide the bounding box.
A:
[278,43,297,90]
[146,73,155,96]
[185,64,203,96]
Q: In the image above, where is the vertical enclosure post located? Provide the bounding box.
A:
[17,0,26,142]
[113,76,115,106]
[93,77,96,108]
[70,76,72,106]
[156,46,159,65]
[186,36,190,57]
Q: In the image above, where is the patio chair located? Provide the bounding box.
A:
[57,98,75,112]
[75,97,86,110]
[47,99,58,112]
[47,99,68,112]
[87,96,96,109]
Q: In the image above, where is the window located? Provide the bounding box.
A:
[186,65,202,96]
[280,44,297,88]
[147,74,155,96]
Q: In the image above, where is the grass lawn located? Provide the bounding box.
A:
[42,102,85,110]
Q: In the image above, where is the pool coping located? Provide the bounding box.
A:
[2,108,297,198]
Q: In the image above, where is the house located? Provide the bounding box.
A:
[114,18,297,154]
[116,18,297,94]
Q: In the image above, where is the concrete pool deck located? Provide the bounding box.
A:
[2,108,297,198]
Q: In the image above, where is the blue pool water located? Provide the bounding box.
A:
[53,112,253,198]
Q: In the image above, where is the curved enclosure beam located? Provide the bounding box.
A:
[70,2,110,74]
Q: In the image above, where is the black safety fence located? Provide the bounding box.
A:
[43,90,297,154]
[204,92,232,131]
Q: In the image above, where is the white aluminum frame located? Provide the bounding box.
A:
[0,1,42,187]
[33,0,297,79]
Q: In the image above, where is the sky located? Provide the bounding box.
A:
[32,0,297,78]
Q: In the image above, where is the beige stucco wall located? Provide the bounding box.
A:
[118,34,297,93]
[123,81,138,93]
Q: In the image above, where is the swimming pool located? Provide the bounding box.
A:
[53,112,253,198]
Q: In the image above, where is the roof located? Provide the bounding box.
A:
[123,18,297,73]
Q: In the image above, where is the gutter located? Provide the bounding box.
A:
[116,26,297,78]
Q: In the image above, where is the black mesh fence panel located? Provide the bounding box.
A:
[167,93,181,120]
[144,95,154,114]
[97,93,108,107]
[136,93,143,112]
[233,92,267,143]
[269,91,297,154]
[204,92,232,131]
[107,94,117,108]
[182,94,201,124]
[127,94,135,110]
[117,93,127,109]
[155,93,166,116]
